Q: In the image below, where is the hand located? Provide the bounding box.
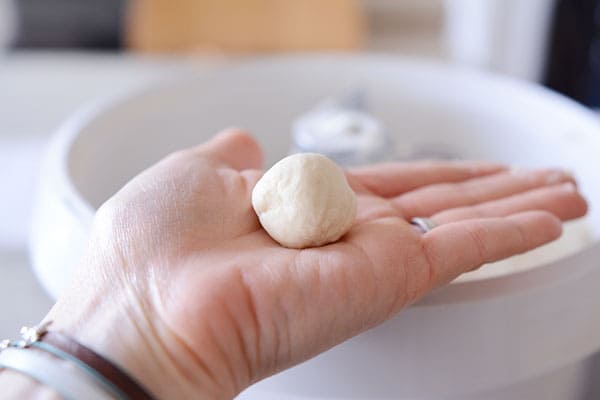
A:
[46,129,587,399]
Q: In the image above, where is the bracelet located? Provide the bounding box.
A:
[0,346,114,400]
[1,321,157,400]
[30,340,128,399]
[41,331,156,400]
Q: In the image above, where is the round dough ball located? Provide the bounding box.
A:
[252,153,357,249]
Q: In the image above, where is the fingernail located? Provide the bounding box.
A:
[509,165,529,176]
[560,182,576,192]
[546,170,572,185]
[479,161,507,171]
[509,165,521,173]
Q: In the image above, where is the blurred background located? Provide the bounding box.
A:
[1,0,600,390]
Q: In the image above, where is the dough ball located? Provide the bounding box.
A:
[252,153,357,249]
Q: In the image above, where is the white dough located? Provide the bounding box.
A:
[252,153,357,249]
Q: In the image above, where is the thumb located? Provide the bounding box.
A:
[195,127,264,171]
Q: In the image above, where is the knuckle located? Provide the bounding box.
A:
[394,196,428,218]
[464,225,489,264]
[165,148,195,163]
[455,182,479,205]
[469,204,488,219]
[94,197,129,231]
[414,239,439,296]
[95,198,119,221]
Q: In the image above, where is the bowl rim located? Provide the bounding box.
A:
[49,53,600,305]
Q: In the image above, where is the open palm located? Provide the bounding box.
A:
[55,129,587,399]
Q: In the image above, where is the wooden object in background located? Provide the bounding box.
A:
[126,0,365,52]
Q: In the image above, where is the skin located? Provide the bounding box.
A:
[0,128,588,399]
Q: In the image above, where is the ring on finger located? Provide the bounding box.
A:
[410,217,438,233]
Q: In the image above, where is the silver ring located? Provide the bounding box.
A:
[410,217,438,233]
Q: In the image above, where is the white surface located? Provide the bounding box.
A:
[32,54,600,399]
[0,137,45,249]
[240,357,600,400]
[0,250,52,340]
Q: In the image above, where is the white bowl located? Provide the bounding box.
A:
[31,55,600,399]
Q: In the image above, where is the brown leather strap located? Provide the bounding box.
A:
[41,331,156,400]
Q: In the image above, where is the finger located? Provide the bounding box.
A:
[347,160,506,196]
[393,168,575,219]
[350,194,400,224]
[241,168,263,194]
[192,127,264,170]
[432,182,588,224]
[422,211,562,287]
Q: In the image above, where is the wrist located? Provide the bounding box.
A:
[45,261,232,400]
